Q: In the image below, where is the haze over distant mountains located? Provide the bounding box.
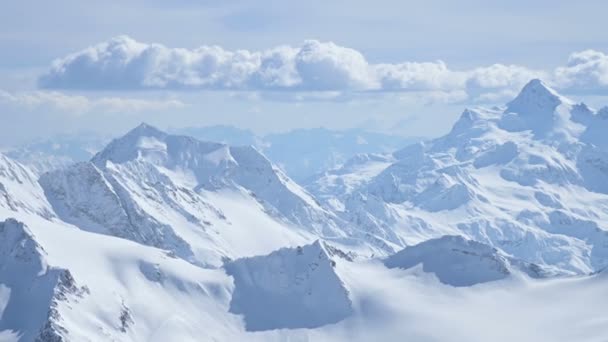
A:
[5,126,420,181]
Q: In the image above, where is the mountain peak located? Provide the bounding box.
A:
[127,122,166,138]
[91,123,169,165]
[506,79,570,116]
[517,79,558,98]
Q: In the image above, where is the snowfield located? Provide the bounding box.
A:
[1,217,607,341]
[1,79,608,341]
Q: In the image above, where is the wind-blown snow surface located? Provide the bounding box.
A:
[309,79,608,275]
[3,79,608,340]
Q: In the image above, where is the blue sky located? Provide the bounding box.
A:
[1,0,608,146]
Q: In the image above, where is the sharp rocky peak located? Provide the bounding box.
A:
[127,122,167,138]
[506,79,571,116]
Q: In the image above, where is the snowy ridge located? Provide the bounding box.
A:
[384,235,549,286]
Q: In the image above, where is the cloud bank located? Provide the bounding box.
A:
[39,36,608,102]
[554,50,608,94]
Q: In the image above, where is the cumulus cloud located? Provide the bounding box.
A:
[39,36,382,91]
[36,36,522,94]
[294,40,375,90]
[554,50,608,93]
[465,64,547,102]
[38,36,608,103]
[0,89,184,114]
[375,61,465,91]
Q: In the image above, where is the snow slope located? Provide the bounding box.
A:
[309,79,608,275]
[0,216,242,342]
[0,218,74,342]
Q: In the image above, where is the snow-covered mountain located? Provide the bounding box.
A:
[38,123,358,267]
[4,125,416,182]
[308,79,608,275]
[4,79,608,341]
[384,235,549,286]
[176,126,419,182]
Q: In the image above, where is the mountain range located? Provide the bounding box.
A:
[1,79,608,341]
[5,126,419,181]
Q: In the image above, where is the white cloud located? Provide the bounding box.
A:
[294,40,376,90]
[33,36,511,96]
[554,50,608,93]
[0,89,185,114]
[466,64,547,102]
[376,61,465,91]
[40,36,382,92]
[38,36,608,102]
[467,64,546,91]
